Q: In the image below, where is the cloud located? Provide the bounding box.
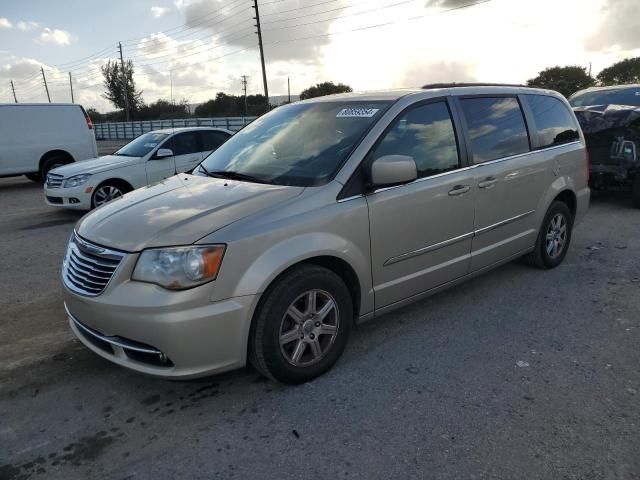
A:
[399,61,476,87]
[0,17,12,29]
[151,6,171,18]
[17,20,39,31]
[585,0,640,52]
[179,0,352,63]
[35,27,72,45]
[425,0,475,7]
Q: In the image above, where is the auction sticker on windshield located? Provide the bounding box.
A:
[336,108,380,118]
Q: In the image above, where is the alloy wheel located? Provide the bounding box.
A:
[545,213,567,259]
[93,185,123,207]
[279,289,340,367]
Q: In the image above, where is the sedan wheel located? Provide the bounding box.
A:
[92,184,124,208]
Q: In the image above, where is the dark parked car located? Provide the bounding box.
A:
[569,85,640,207]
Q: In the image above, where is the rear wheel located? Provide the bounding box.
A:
[91,181,129,208]
[526,201,573,269]
[249,265,353,384]
[41,156,68,182]
[632,174,640,208]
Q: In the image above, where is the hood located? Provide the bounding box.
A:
[76,174,304,252]
[51,155,140,177]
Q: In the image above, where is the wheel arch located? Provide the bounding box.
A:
[39,149,74,172]
[553,189,577,219]
[94,177,134,193]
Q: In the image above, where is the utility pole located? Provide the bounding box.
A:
[252,0,269,112]
[118,42,130,121]
[68,72,75,103]
[241,75,248,116]
[41,67,51,103]
[588,62,592,78]
[10,80,17,103]
[287,76,291,104]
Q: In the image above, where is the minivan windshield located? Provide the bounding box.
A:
[115,132,169,157]
[569,87,640,108]
[195,101,391,186]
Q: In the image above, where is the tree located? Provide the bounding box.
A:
[299,81,353,100]
[101,59,143,114]
[137,99,190,120]
[194,92,269,117]
[526,66,595,98]
[597,57,640,86]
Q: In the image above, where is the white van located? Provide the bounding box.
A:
[0,103,98,182]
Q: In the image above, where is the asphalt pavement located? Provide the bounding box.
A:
[0,176,639,480]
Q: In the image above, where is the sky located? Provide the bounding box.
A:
[0,0,638,112]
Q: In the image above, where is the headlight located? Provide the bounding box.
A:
[132,245,226,290]
[63,174,92,188]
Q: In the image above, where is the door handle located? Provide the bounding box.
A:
[478,177,497,189]
[448,185,470,196]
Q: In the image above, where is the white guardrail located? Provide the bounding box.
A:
[94,116,258,140]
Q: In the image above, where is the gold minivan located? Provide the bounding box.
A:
[62,85,590,384]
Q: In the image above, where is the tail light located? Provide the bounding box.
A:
[80,106,94,130]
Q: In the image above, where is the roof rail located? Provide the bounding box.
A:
[421,82,526,89]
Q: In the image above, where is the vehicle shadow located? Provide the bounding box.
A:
[589,188,636,209]
[0,177,42,193]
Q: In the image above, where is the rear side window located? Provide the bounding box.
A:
[527,95,580,149]
[170,132,200,156]
[372,101,460,179]
[460,97,530,163]
[200,131,230,151]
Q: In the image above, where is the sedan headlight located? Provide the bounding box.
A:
[63,174,92,188]
[132,245,226,290]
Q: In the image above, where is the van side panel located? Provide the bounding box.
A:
[0,104,97,176]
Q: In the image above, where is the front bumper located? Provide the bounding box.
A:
[64,283,259,379]
[44,185,92,210]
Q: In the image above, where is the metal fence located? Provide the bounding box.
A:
[94,116,257,140]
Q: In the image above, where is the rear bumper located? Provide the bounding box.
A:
[575,187,590,226]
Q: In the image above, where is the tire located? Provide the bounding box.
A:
[526,201,573,269]
[91,181,129,209]
[249,264,353,384]
[632,175,640,208]
[41,156,68,181]
[25,173,41,182]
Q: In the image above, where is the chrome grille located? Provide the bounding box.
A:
[63,233,124,296]
[46,173,64,188]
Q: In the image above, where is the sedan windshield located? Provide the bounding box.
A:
[569,88,640,108]
[115,132,169,157]
[195,101,391,186]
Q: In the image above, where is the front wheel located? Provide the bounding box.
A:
[249,265,353,384]
[91,182,127,208]
[527,201,573,269]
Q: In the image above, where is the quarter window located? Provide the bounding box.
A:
[460,97,530,163]
[372,102,460,179]
[527,95,580,149]
[200,131,230,151]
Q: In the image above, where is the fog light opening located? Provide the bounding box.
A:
[69,198,80,204]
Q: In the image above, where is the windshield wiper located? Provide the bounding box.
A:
[199,165,268,184]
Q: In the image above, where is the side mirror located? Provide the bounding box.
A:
[155,148,174,159]
[370,154,417,189]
